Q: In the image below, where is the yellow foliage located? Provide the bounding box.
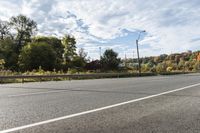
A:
[167,67,173,72]
[0,59,5,65]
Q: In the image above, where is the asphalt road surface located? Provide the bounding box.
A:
[1,73,200,133]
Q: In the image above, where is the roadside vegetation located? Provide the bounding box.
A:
[0,14,200,83]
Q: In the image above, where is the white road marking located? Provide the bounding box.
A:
[8,90,69,97]
[1,82,200,133]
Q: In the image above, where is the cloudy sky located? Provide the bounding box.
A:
[0,0,200,59]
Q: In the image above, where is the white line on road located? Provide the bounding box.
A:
[1,82,200,133]
[8,90,69,97]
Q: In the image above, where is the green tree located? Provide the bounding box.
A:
[0,38,18,70]
[33,36,64,69]
[61,35,76,68]
[18,42,56,71]
[10,15,37,52]
[0,20,10,40]
[72,56,86,71]
[101,49,120,71]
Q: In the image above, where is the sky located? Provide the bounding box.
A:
[0,0,200,59]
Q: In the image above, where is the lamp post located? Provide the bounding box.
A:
[136,30,146,76]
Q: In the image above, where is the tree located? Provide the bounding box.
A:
[0,38,18,70]
[10,15,37,52]
[142,62,154,72]
[160,54,167,61]
[0,59,5,70]
[33,36,64,69]
[0,20,10,40]
[184,61,190,71]
[61,35,76,67]
[197,52,200,61]
[178,59,185,70]
[193,61,200,71]
[141,57,149,64]
[78,48,87,60]
[156,62,167,73]
[18,42,56,71]
[153,56,161,64]
[175,54,181,64]
[165,60,177,70]
[101,49,120,71]
[72,48,88,70]
[72,56,86,71]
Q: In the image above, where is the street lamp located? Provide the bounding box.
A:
[136,30,146,76]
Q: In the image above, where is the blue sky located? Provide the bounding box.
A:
[0,0,200,59]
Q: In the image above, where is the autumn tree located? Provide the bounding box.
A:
[156,62,167,73]
[193,61,200,71]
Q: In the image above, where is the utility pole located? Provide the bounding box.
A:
[136,30,146,76]
[136,40,141,75]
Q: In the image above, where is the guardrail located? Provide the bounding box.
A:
[0,72,191,83]
[0,73,135,79]
[0,73,156,83]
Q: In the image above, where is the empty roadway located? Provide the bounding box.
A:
[0,73,200,133]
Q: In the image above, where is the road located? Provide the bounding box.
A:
[0,74,200,133]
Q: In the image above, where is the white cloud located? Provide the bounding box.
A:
[49,0,200,57]
[0,0,200,58]
[0,0,21,20]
